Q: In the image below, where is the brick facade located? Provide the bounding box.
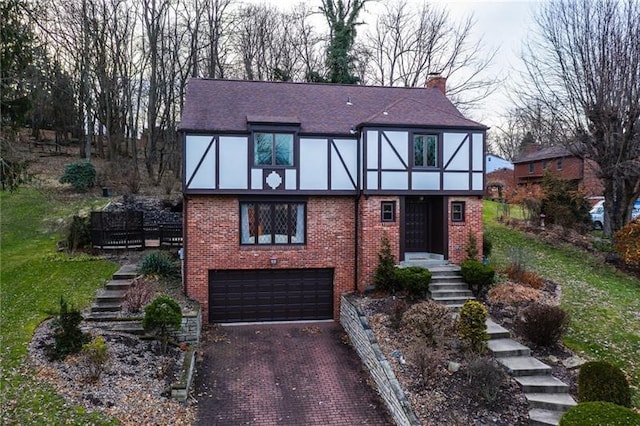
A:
[185,194,482,322]
[185,195,356,322]
[447,196,484,264]
[357,196,401,290]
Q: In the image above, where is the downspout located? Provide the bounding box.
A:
[354,195,359,292]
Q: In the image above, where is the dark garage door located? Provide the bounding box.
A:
[209,268,334,323]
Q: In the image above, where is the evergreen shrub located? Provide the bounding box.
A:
[457,300,488,354]
[559,401,640,426]
[578,361,632,407]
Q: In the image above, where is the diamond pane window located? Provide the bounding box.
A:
[240,202,305,245]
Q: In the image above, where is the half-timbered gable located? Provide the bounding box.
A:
[179,78,487,324]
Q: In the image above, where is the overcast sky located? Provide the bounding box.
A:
[246,0,546,128]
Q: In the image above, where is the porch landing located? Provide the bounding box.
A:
[400,252,447,268]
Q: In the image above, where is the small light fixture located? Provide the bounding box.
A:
[382,110,389,115]
[349,126,357,134]
[270,255,277,266]
[346,96,353,106]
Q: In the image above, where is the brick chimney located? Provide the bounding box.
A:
[426,72,446,95]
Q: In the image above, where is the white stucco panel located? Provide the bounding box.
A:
[331,140,357,190]
[443,133,470,171]
[411,171,441,190]
[380,131,408,170]
[472,172,484,191]
[443,172,469,190]
[251,169,262,190]
[472,133,484,171]
[285,169,297,190]
[185,135,216,189]
[366,130,378,169]
[381,171,408,190]
[300,138,328,190]
[218,136,248,189]
[367,171,378,190]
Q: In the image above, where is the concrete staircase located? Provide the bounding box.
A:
[84,264,145,335]
[428,265,474,311]
[487,319,577,425]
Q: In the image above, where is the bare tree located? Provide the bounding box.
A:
[364,0,497,109]
[521,0,640,234]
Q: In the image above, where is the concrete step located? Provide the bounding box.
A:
[91,302,123,312]
[430,275,465,284]
[487,319,511,339]
[526,393,577,412]
[84,311,124,321]
[110,321,145,335]
[112,264,138,280]
[401,260,448,268]
[497,356,553,377]
[105,279,133,291]
[429,282,469,291]
[431,295,474,306]
[95,289,127,303]
[515,375,570,394]
[430,289,474,299]
[488,338,531,357]
[428,265,460,273]
[529,408,565,426]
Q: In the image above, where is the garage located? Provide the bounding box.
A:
[208,268,334,323]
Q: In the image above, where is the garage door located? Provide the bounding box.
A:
[209,268,334,323]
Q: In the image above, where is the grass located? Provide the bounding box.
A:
[484,200,640,408]
[1,188,119,425]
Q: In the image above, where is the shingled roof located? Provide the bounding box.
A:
[512,145,575,164]
[178,78,487,134]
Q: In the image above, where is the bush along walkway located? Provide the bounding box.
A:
[487,319,577,425]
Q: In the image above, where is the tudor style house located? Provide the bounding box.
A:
[179,77,487,323]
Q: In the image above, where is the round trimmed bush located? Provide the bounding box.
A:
[142,295,182,354]
[394,266,432,299]
[460,259,495,298]
[59,161,96,191]
[402,300,453,347]
[559,401,640,426]
[457,300,489,354]
[578,361,632,407]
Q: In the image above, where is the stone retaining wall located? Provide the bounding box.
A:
[174,309,201,345]
[340,295,420,426]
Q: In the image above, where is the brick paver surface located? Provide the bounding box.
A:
[194,322,392,426]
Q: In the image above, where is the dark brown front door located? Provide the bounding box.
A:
[209,268,334,323]
[405,197,429,252]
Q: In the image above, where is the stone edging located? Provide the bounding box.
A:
[340,295,421,426]
[171,346,197,402]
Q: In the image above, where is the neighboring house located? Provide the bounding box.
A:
[512,145,603,196]
[179,77,487,324]
[485,154,513,173]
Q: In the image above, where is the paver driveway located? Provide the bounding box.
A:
[194,321,392,426]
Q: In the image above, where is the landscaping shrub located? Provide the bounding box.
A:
[506,246,529,282]
[123,278,155,313]
[79,335,110,382]
[465,233,479,260]
[578,361,632,407]
[614,219,640,268]
[374,233,398,292]
[388,299,407,331]
[517,303,569,347]
[394,266,431,299]
[520,270,545,290]
[457,300,488,354]
[142,295,182,354]
[59,161,96,191]
[410,343,448,389]
[466,356,506,405]
[138,251,177,278]
[66,215,91,251]
[488,283,541,305]
[403,300,453,347]
[460,259,495,298]
[46,297,90,360]
[559,401,640,426]
[540,172,591,230]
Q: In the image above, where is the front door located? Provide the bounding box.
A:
[405,197,429,252]
[403,196,446,256]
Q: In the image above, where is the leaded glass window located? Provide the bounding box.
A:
[413,134,438,167]
[240,202,305,245]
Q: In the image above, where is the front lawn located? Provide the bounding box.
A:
[484,200,640,408]
[1,188,118,425]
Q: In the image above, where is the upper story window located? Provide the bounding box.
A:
[254,132,294,166]
[240,201,305,245]
[413,134,438,167]
[557,158,563,170]
[528,162,534,173]
[542,160,548,170]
